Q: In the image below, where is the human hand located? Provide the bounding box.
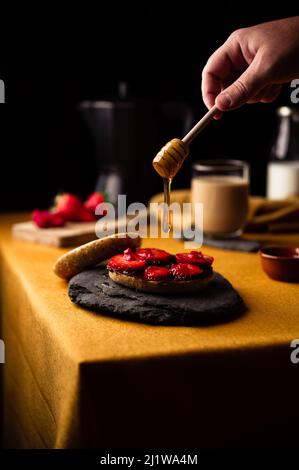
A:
[202,16,299,117]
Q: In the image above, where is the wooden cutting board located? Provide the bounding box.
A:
[12,216,146,247]
[12,221,98,247]
[12,216,134,247]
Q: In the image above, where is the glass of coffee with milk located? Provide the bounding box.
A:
[191,160,250,238]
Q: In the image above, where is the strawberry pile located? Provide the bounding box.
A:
[32,191,107,228]
[107,248,214,281]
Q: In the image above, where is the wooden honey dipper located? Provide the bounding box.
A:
[153,105,218,179]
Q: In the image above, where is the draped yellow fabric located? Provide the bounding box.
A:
[1,213,299,448]
[149,191,299,232]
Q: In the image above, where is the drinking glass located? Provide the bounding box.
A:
[191,160,250,238]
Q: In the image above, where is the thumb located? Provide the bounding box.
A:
[216,61,266,111]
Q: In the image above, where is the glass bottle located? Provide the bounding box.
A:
[267,106,299,199]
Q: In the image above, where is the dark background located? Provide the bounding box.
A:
[0,1,298,211]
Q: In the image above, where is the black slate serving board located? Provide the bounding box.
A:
[68,268,246,326]
[183,234,261,252]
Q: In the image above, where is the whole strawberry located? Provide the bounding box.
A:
[84,191,106,215]
[32,210,65,228]
[54,193,96,222]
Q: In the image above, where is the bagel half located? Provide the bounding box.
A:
[108,270,213,295]
[54,232,141,279]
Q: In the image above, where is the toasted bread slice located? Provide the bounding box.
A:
[108,270,213,295]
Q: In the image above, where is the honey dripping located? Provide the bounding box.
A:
[152,106,218,233]
[162,177,172,233]
[152,138,190,234]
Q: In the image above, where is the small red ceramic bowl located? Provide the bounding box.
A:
[260,246,299,282]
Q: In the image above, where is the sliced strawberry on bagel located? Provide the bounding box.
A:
[136,248,174,265]
[107,248,146,274]
[175,251,214,267]
[107,246,213,294]
[144,266,170,281]
[169,263,203,280]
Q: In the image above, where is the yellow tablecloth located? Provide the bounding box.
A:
[1,213,299,448]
